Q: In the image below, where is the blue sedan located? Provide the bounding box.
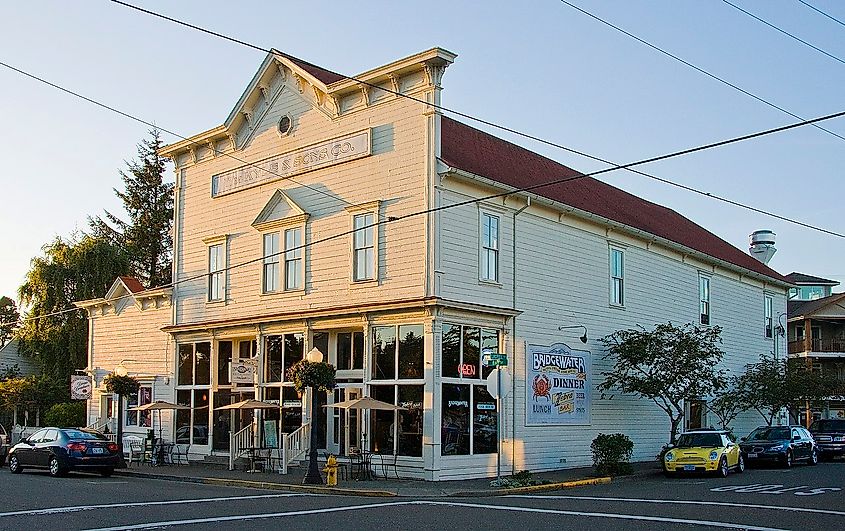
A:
[8,427,122,477]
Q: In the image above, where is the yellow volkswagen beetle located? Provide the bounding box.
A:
[663,429,745,477]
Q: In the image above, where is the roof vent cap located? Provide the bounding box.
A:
[749,230,776,265]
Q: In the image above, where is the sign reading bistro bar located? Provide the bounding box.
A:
[211,129,372,197]
[526,342,591,425]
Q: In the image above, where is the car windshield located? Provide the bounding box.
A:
[676,433,723,448]
[747,427,790,441]
[62,429,106,440]
[810,420,845,432]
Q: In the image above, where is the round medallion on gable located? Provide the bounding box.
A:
[278,115,292,136]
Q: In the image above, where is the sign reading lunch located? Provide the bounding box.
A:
[526,342,591,425]
[211,129,371,197]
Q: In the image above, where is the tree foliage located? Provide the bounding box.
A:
[0,296,19,347]
[0,375,64,412]
[90,129,173,287]
[17,234,129,382]
[739,354,843,425]
[598,322,726,445]
[706,378,746,431]
[44,401,87,427]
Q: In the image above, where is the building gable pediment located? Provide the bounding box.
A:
[252,189,309,232]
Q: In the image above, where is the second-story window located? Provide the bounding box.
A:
[208,244,224,301]
[284,227,303,290]
[699,275,710,325]
[353,213,375,281]
[764,295,773,338]
[263,233,280,293]
[610,248,624,306]
[480,213,499,282]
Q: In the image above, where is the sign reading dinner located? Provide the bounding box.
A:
[211,129,371,197]
[526,342,591,425]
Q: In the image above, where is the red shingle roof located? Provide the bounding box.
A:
[273,50,346,85]
[119,276,145,294]
[440,116,789,284]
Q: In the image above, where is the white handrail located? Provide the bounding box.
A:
[280,423,309,474]
[229,424,254,471]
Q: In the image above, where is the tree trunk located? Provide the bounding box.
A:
[669,415,683,445]
[302,387,323,484]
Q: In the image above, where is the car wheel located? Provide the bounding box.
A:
[783,450,794,469]
[736,454,745,473]
[9,455,22,474]
[99,468,114,478]
[48,456,66,478]
[809,449,818,466]
[718,456,729,478]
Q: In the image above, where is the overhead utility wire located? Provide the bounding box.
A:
[106,0,845,237]
[558,0,845,143]
[797,0,845,29]
[0,64,843,330]
[722,0,845,66]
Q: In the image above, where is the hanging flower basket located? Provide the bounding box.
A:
[103,373,140,396]
[286,360,336,394]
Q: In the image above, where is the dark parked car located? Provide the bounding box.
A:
[8,427,122,477]
[809,419,845,459]
[740,425,818,467]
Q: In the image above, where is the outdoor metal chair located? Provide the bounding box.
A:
[127,441,148,467]
[372,452,399,479]
[169,444,190,465]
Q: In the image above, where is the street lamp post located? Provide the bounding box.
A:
[303,347,325,485]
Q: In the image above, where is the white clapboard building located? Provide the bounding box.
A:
[77,48,790,480]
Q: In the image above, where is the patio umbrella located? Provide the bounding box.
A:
[323,396,406,411]
[216,399,281,449]
[129,400,191,441]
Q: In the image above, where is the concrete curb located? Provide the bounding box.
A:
[448,476,612,497]
[114,470,397,497]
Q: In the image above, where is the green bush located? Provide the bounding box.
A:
[591,432,634,476]
[44,402,86,428]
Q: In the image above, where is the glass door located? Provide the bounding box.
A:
[329,387,362,455]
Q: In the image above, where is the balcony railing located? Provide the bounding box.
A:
[789,339,845,354]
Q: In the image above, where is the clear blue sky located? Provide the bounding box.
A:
[2,0,843,304]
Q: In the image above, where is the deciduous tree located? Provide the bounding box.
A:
[598,322,726,445]
[0,296,19,347]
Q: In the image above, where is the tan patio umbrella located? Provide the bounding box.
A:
[129,400,191,441]
[215,399,280,410]
[323,396,406,411]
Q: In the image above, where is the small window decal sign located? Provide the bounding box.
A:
[459,363,477,377]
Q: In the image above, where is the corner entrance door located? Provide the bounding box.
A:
[329,387,362,455]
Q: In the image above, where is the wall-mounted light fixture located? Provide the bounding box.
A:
[558,325,588,344]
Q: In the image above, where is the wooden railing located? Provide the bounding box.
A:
[789,339,845,354]
[280,423,310,475]
[229,424,254,471]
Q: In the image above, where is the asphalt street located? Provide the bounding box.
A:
[1,461,843,530]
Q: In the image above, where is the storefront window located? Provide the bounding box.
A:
[441,325,500,379]
[473,385,497,454]
[371,385,394,454]
[177,342,211,385]
[193,389,209,445]
[337,332,364,371]
[373,326,396,379]
[126,385,152,427]
[265,333,303,383]
[441,384,497,456]
[178,344,192,385]
[368,384,423,457]
[217,341,232,386]
[175,390,191,444]
[373,325,423,380]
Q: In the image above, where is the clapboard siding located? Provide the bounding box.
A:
[174,88,429,326]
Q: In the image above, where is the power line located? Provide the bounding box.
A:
[1,64,844,329]
[797,0,845,29]
[557,0,845,143]
[104,1,845,237]
[722,0,845,66]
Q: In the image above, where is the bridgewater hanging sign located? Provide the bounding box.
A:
[211,129,372,197]
[526,342,591,426]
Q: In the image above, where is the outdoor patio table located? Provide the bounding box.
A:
[152,442,173,466]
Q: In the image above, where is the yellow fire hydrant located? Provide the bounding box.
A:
[323,455,339,486]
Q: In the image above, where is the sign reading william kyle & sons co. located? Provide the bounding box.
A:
[211,129,371,197]
[526,342,591,426]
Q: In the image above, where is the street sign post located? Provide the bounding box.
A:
[482,351,510,482]
[482,351,508,367]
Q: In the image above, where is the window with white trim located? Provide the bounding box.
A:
[126,385,152,427]
[609,248,624,306]
[764,295,773,339]
[699,275,711,325]
[353,213,375,281]
[480,213,499,282]
[284,227,303,290]
[262,232,279,293]
[175,342,211,446]
[208,244,225,301]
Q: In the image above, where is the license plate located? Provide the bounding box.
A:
[683,465,696,471]
[91,448,104,454]
[748,453,758,458]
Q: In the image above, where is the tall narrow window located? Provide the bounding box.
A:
[480,213,499,282]
[764,295,773,338]
[610,248,624,306]
[353,213,375,281]
[263,233,279,293]
[699,275,710,325]
[284,227,303,290]
[208,244,224,301]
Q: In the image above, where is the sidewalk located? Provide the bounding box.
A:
[115,461,659,497]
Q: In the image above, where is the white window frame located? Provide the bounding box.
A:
[203,235,228,303]
[262,232,280,293]
[284,226,304,291]
[764,295,773,339]
[609,246,625,307]
[125,384,153,428]
[259,221,306,295]
[346,201,380,284]
[479,212,500,283]
[699,274,711,325]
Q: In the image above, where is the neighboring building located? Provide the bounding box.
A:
[0,339,36,377]
[785,272,839,301]
[787,291,845,421]
[79,48,790,480]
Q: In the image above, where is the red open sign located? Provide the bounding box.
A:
[460,363,476,377]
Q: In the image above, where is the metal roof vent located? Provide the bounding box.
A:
[749,230,777,265]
